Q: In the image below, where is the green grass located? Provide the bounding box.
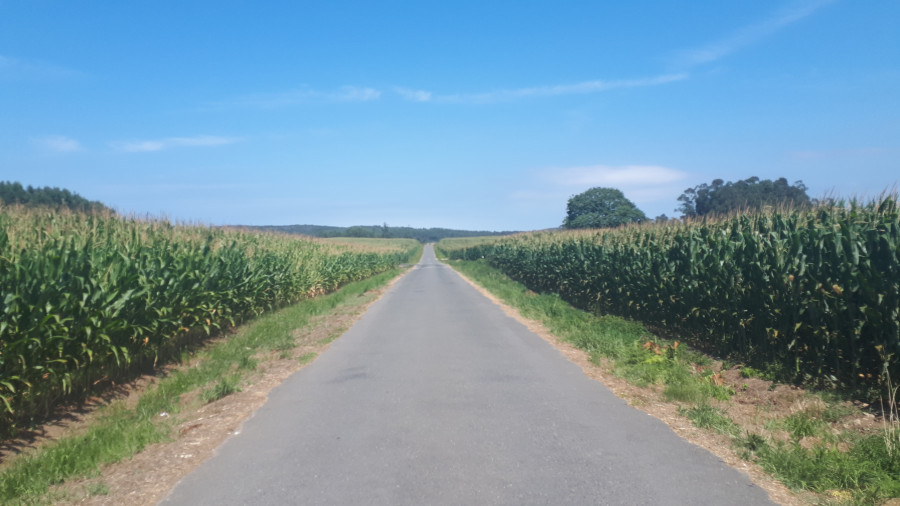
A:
[298,352,317,365]
[753,435,900,502]
[201,374,242,404]
[679,403,740,436]
[782,411,830,441]
[0,266,408,505]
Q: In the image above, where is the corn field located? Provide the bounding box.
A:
[0,207,418,432]
[439,198,900,388]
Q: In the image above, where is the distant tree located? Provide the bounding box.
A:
[0,181,111,213]
[654,214,669,223]
[563,187,647,229]
[345,226,375,238]
[676,177,812,217]
[381,222,391,238]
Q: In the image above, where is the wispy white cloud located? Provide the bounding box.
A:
[520,164,690,216]
[393,87,433,102]
[208,1,826,112]
[112,135,241,153]
[673,0,835,69]
[394,1,826,106]
[0,54,82,80]
[218,85,381,109]
[399,74,687,104]
[33,135,84,152]
[543,165,688,187]
[219,74,683,109]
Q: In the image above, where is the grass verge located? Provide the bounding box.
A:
[440,257,900,504]
[0,266,408,505]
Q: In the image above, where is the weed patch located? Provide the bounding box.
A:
[679,404,740,436]
[201,374,242,404]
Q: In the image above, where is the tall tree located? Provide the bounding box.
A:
[563,187,647,229]
[677,177,812,217]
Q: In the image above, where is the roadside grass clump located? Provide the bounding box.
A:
[679,403,740,437]
[740,367,763,379]
[752,435,900,502]
[782,410,830,441]
[880,370,900,463]
[298,352,317,365]
[201,374,242,404]
[238,355,258,371]
[0,266,408,505]
[664,373,733,404]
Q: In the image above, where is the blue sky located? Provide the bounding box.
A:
[2,0,898,231]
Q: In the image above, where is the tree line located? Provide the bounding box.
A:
[0,181,111,214]
[563,176,814,229]
[251,223,517,243]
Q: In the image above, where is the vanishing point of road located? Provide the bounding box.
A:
[161,245,773,505]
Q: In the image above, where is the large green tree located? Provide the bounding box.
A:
[563,187,647,229]
[677,176,812,217]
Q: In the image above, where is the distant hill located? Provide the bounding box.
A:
[0,181,111,214]
[246,224,518,243]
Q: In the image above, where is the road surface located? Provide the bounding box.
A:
[161,245,772,505]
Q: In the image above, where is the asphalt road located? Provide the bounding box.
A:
[161,245,773,505]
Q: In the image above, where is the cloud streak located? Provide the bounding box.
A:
[212,1,826,111]
[674,0,835,69]
[511,164,691,219]
[393,87,433,102]
[217,85,381,109]
[112,135,241,153]
[33,135,84,153]
[398,74,687,104]
[544,165,688,187]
